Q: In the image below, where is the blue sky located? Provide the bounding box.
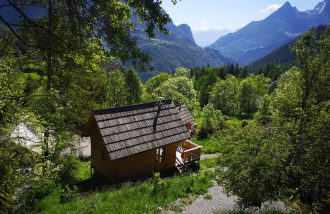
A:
[162,0,322,31]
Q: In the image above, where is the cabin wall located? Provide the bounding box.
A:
[91,118,179,182]
[114,149,155,181]
[113,143,177,181]
[90,121,116,182]
[154,143,177,172]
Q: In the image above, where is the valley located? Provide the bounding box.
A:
[0,1,329,214]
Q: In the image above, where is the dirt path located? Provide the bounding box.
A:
[200,154,218,160]
[164,181,291,214]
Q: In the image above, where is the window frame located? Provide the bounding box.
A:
[155,147,165,163]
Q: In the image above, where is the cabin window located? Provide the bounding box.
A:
[156,147,165,163]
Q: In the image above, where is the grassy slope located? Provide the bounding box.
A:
[38,114,253,213]
[38,160,214,213]
[194,114,255,155]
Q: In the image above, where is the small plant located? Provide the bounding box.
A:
[241,120,249,127]
[204,194,213,200]
[60,185,78,203]
[152,172,165,194]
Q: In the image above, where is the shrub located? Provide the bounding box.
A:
[19,176,57,212]
[198,104,224,139]
[152,172,165,194]
[60,185,78,203]
[241,120,249,127]
[57,155,80,186]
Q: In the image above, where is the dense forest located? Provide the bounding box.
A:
[0,1,329,213]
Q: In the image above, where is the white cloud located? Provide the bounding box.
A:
[260,4,282,13]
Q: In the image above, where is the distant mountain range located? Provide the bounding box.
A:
[208,0,330,65]
[0,5,234,81]
[192,29,235,47]
[3,1,329,81]
[248,39,296,70]
[132,19,235,81]
[249,24,329,69]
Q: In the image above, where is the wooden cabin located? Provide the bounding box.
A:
[176,103,197,135]
[84,100,201,182]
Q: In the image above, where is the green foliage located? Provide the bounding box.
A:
[144,72,170,95]
[256,64,289,81]
[255,95,272,124]
[200,158,218,170]
[0,139,38,213]
[198,104,224,139]
[152,69,198,109]
[19,174,58,212]
[239,75,270,114]
[37,170,214,213]
[108,70,129,107]
[217,26,330,212]
[204,194,213,200]
[60,185,78,204]
[56,155,81,186]
[192,137,222,154]
[0,38,25,131]
[195,70,219,107]
[152,172,165,194]
[173,67,190,78]
[125,67,144,105]
[190,66,249,108]
[217,123,288,208]
[210,75,240,115]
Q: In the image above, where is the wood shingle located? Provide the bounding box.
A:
[92,100,191,160]
[176,104,194,125]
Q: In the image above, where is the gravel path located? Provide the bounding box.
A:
[200,154,218,160]
[164,181,291,214]
[181,183,237,214]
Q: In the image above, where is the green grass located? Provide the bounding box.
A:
[193,114,256,155]
[200,158,218,170]
[38,169,214,213]
[193,136,221,154]
[75,159,91,182]
[227,114,254,124]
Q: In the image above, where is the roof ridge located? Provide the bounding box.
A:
[95,105,176,123]
[94,99,173,115]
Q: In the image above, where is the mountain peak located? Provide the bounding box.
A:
[268,1,297,19]
[304,0,330,16]
[282,1,292,8]
[177,24,196,44]
[277,1,295,12]
[314,0,329,14]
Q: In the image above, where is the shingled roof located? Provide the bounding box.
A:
[176,104,194,125]
[92,100,191,160]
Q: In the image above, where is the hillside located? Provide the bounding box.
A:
[248,40,296,70]
[132,16,234,81]
[0,6,233,81]
[208,0,330,65]
[249,24,329,75]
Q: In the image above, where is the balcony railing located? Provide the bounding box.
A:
[176,140,202,164]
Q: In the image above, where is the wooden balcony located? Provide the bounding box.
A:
[176,140,202,169]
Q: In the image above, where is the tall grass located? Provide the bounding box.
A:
[193,136,222,154]
[38,170,214,213]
